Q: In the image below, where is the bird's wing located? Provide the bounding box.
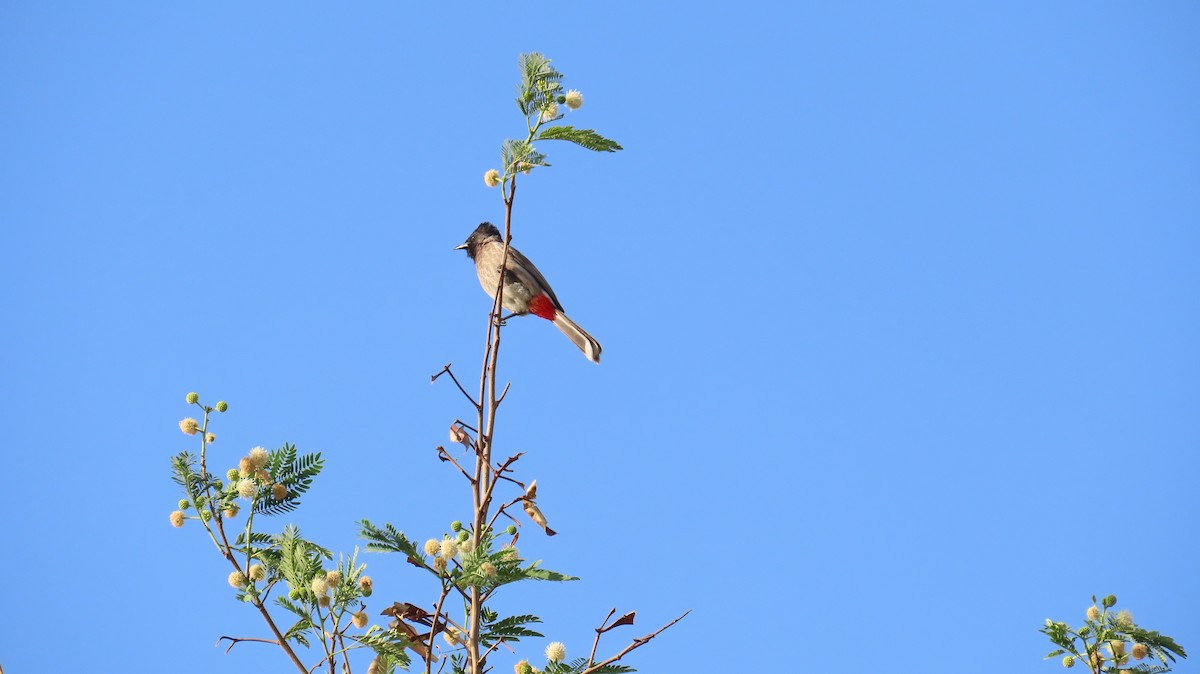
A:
[506,246,565,311]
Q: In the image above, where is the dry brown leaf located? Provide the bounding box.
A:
[601,611,637,633]
[523,500,556,536]
[448,424,471,449]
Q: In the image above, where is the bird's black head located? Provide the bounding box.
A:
[454,222,502,259]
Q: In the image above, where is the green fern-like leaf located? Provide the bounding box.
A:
[583,665,635,674]
[447,654,468,674]
[170,451,195,487]
[535,125,623,153]
[171,452,211,502]
[255,444,323,516]
[501,139,549,174]
[481,614,543,645]
[360,519,422,560]
[283,616,314,648]
[548,660,634,674]
[235,531,276,547]
[1126,627,1187,662]
[351,629,413,669]
[522,561,578,582]
[1126,664,1172,674]
[233,531,279,563]
[275,524,332,598]
[274,595,311,621]
[517,52,563,115]
[366,651,403,674]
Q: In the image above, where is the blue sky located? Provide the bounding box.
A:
[1,3,1197,673]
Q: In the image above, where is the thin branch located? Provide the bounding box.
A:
[493,506,522,530]
[216,519,308,673]
[425,581,453,674]
[580,610,692,674]
[587,608,617,667]
[480,635,519,660]
[339,631,352,674]
[436,446,476,483]
[495,381,512,405]
[494,474,524,488]
[487,493,527,531]
[466,175,517,674]
[431,364,481,410]
[217,635,281,654]
[480,452,524,509]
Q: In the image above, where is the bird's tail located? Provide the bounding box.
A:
[552,311,602,363]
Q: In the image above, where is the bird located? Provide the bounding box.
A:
[455,222,602,363]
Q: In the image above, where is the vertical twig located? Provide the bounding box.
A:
[195,407,309,674]
[468,172,518,674]
[426,580,452,674]
[587,608,616,667]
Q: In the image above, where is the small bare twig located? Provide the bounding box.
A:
[481,452,524,506]
[581,610,691,674]
[495,381,512,405]
[435,446,476,483]
[495,507,522,532]
[493,473,524,489]
[425,581,453,674]
[492,453,523,477]
[480,634,519,660]
[431,364,481,410]
[487,493,528,531]
[587,608,617,666]
[217,635,281,653]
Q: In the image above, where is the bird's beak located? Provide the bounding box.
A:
[453,242,468,251]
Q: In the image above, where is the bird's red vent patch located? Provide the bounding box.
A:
[528,294,557,320]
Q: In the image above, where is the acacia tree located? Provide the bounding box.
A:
[1041,594,1186,674]
[167,53,686,674]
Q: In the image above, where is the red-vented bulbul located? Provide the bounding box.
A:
[456,222,602,363]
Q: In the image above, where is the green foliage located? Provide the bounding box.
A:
[276,524,333,600]
[480,614,543,647]
[234,530,282,566]
[1126,627,1187,662]
[276,596,316,648]
[493,52,620,184]
[329,548,370,605]
[169,394,401,673]
[275,595,311,621]
[359,519,422,560]
[256,443,323,516]
[350,628,413,669]
[543,659,635,674]
[367,653,401,674]
[171,451,217,503]
[501,139,549,175]
[516,52,563,116]
[1040,595,1187,673]
[535,125,622,152]
[521,560,578,582]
